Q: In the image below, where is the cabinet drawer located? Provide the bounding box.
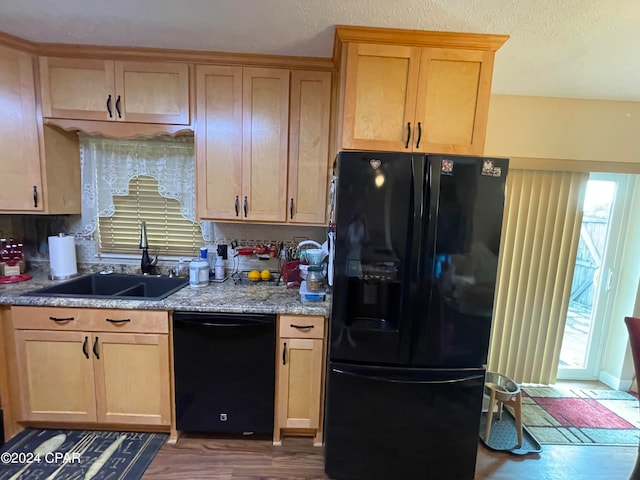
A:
[12,306,91,330]
[279,315,325,339]
[11,306,169,334]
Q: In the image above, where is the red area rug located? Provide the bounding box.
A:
[521,387,640,445]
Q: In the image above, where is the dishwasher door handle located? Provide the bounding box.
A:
[174,318,273,328]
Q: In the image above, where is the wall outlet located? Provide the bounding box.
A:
[217,244,228,259]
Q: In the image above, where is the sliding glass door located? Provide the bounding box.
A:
[557,173,633,379]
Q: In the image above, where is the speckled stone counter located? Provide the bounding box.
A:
[0,272,331,316]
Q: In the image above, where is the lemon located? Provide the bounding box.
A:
[248,270,261,282]
[261,269,272,281]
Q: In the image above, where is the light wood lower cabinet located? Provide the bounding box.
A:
[11,307,171,426]
[274,315,326,446]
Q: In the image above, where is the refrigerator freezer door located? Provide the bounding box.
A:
[413,155,508,367]
[324,362,485,480]
[330,152,423,365]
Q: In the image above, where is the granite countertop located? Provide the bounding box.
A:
[0,272,331,317]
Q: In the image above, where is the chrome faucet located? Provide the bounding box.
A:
[139,221,158,274]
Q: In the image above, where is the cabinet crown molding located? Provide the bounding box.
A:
[0,30,36,53]
[333,25,509,65]
[0,30,333,71]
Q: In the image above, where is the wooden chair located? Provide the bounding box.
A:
[624,316,640,480]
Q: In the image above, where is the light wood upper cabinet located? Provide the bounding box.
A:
[0,45,41,211]
[40,57,190,124]
[288,71,332,224]
[414,48,495,154]
[196,65,289,222]
[336,27,508,156]
[0,45,80,214]
[341,43,420,152]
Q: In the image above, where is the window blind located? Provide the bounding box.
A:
[98,175,204,257]
[488,169,588,384]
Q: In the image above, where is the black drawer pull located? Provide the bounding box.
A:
[283,342,287,365]
[93,336,100,359]
[106,318,131,324]
[290,324,314,330]
[50,316,74,322]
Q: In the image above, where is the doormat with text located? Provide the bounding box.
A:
[521,387,640,445]
[0,428,167,479]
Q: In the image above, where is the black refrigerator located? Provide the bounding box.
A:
[324,152,508,480]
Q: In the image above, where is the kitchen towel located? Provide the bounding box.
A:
[48,234,77,279]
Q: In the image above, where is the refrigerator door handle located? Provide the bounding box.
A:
[332,368,484,385]
[411,156,424,282]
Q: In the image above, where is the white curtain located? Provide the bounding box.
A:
[78,134,212,241]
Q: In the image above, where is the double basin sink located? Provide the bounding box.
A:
[24,273,189,301]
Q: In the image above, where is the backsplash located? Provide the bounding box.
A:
[0,214,326,274]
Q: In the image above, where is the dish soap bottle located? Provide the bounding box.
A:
[175,257,187,278]
[214,255,225,280]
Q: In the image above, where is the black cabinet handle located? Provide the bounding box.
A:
[105,318,131,324]
[290,324,314,330]
[290,198,294,219]
[416,121,422,149]
[405,122,411,148]
[82,336,89,359]
[106,94,113,117]
[235,195,239,217]
[115,95,122,118]
[282,342,287,365]
[92,336,100,359]
[49,316,74,322]
[243,196,248,217]
[32,186,38,208]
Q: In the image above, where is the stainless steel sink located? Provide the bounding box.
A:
[23,273,189,300]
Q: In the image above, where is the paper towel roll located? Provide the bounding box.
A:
[48,234,78,280]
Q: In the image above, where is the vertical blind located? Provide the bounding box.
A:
[488,170,588,384]
[98,176,204,257]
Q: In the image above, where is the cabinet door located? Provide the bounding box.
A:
[115,61,190,124]
[93,332,171,425]
[242,67,289,222]
[288,71,331,225]
[14,330,97,422]
[0,45,42,211]
[414,48,494,155]
[196,65,244,220]
[276,337,324,434]
[341,43,421,152]
[40,57,115,121]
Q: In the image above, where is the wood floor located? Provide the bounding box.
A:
[143,435,638,479]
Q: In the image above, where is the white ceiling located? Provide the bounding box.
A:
[1,0,639,101]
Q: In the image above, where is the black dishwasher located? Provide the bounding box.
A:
[173,311,276,436]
